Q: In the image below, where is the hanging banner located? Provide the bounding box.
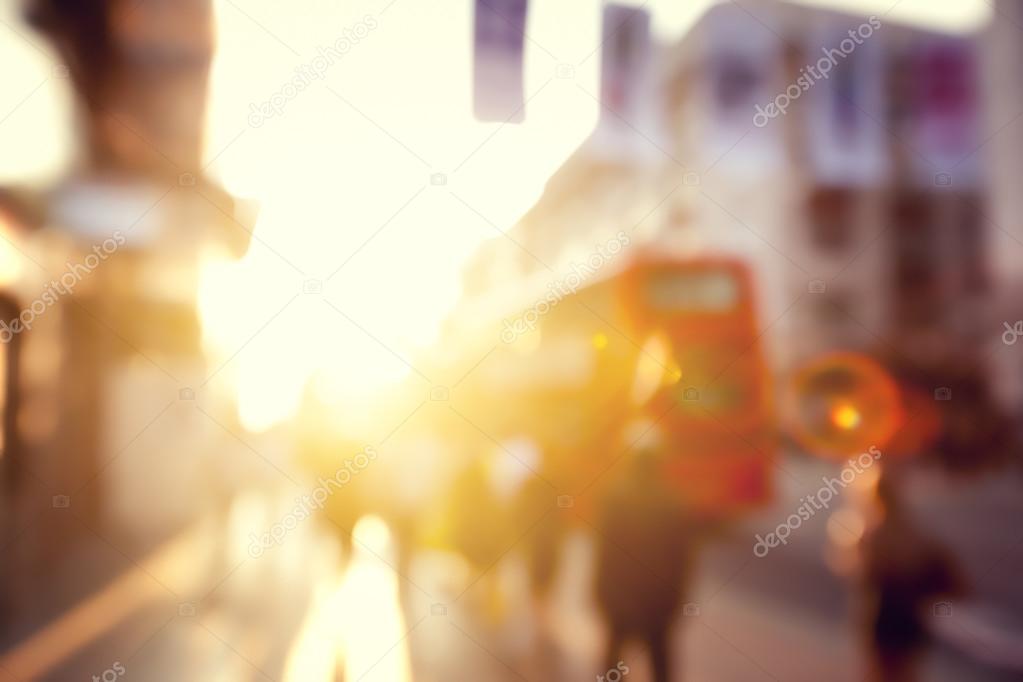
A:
[704,6,784,175]
[588,4,656,161]
[805,19,890,186]
[907,38,982,188]
[473,0,528,123]
[598,4,653,134]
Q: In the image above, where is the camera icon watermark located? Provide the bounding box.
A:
[303,278,323,295]
[934,172,953,187]
[179,387,195,401]
[555,63,575,79]
[430,172,447,186]
[430,386,449,402]
[178,172,196,187]
[557,494,574,509]
[52,494,70,508]
[933,601,953,617]
[934,387,952,401]
[1002,321,1023,346]
[682,602,701,617]
[430,602,447,616]
[178,602,197,617]
[682,171,701,187]
[808,279,827,294]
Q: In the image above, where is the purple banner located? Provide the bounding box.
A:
[473,0,528,123]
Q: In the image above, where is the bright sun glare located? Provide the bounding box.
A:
[198,0,604,431]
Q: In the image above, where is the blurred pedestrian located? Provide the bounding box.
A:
[517,470,564,601]
[859,470,966,682]
[593,422,695,682]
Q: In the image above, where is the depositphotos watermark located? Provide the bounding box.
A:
[91,661,125,682]
[1,231,126,343]
[597,661,630,682]
[247,446,378,557]
[753,446,881,557]
[753,16,882,128]
[1002,321,1023,345]
[501,231,631,343]
[248,15,378,127]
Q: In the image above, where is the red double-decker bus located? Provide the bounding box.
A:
[616,255,775,515]
[434,253,776,519]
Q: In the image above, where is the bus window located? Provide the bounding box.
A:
[646,271,740,312]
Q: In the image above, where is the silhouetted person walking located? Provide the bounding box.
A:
[860,471,965,682]
[594,430,694,682]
